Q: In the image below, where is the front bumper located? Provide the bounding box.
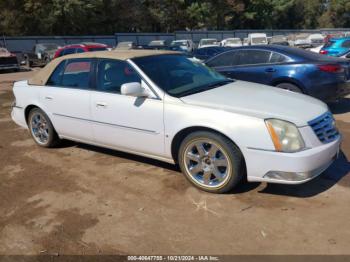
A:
[0,64,19,70]
[244,136,341,184]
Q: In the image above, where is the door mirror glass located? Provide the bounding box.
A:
[121,82,150,97]
[346,53,350,58]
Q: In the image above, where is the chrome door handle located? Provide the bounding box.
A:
[96,102,107,108]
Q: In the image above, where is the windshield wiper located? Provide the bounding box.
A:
[178,79,233,97]
[204,79,233,89]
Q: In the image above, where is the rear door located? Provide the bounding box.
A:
[209,49,279,85]
[40,58,94,142]
[227,50,274,84]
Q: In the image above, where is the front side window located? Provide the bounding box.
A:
[96,59,141,93]
[61,59,92,89]
[236,50,271,65]
[133,54,231,97]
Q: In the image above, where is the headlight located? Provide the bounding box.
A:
[265,119,305,153]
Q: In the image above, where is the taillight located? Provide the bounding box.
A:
[318,64,344,73]
[319,50,328,55]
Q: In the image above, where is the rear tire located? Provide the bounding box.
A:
[178,131,244,193]
[28,108,60,148]
[276,82,302,93]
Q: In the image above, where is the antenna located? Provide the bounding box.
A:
[2,34,7,48]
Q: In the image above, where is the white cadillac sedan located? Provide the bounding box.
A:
[11,50,341,193]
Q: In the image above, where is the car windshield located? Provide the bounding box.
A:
[40,44,58,51]
[149,41,165,46]
[171,41,187,46]
[252,37,267,44]
[226,39,241,44]
[201,39,217,45]
[132,54,232,97]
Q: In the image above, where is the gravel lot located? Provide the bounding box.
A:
[0,69,350,255]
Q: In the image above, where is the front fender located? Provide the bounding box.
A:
[164,100,275,160]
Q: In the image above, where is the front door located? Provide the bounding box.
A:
[90,59,164,157]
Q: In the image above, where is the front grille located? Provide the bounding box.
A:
[308,111,339,144]
[0,56,18,65]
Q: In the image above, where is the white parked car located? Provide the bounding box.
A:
[247,33,268,45]
[115,41,136,50]
[198,38,220,48]
[307,33,325,47]
[170,40,194,52]
[221,38,242,47]
[11,50,341,193]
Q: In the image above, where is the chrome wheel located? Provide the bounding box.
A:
[30,112,50,145]
[183,139,231,189]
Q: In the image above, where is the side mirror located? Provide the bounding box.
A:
[121,82,150,98]
[346,53,350,59]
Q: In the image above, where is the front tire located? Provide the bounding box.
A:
[28,108,60,148]
[178,131,243,193]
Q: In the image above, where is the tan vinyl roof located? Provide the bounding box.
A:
[28,50,179,86]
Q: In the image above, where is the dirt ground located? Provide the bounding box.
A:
[0,69,350,256]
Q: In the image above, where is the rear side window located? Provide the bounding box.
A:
[96,59,141,93]
[324,40,336,48]
[46,61,66,86]
[61,59,93,89]
[62,48,76,56]
[236,50,271,65]
[341,40,350,48]
[206,51,237,67]
[270,52,288,63]
[88,47,108,52]
[76,48,85,53]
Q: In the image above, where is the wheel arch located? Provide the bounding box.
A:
[270,77,306,93]
[24,105,51,126]
[171,126,246,168]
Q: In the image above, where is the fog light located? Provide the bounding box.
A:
[264,171,310,181]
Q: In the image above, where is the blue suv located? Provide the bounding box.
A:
[320,37,350,57]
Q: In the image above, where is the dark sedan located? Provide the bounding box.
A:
[205,45,350,102]
[0,48,19,72]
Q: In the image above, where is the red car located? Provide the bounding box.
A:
[53,42,109,59]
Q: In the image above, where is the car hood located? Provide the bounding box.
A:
[180,81,328,127]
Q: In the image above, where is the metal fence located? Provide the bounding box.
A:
[2,29,350,52]
[0,35,116,53]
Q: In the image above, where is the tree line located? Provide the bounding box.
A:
[0,0,350,36]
